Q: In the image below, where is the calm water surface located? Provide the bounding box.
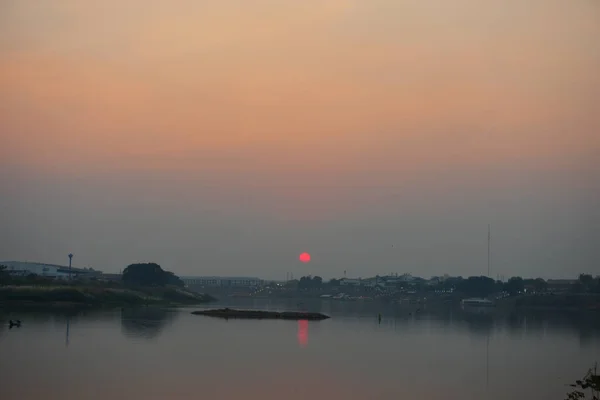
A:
[1,299,599,400]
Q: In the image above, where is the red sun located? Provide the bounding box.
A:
[299,252,311,263]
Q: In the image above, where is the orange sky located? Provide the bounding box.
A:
[2,0,598,174]
[1,0,598,277]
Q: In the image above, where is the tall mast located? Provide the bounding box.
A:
[487,224,491,277]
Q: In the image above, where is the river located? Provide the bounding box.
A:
[1,299,599,400]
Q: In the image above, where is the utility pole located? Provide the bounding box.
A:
[487,225,491,278]
[68,253,73,280]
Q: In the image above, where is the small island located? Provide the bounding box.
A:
[191,308,330,320]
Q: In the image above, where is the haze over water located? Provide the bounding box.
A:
[2,300,599,400]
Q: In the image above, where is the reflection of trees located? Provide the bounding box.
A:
[459,312,495,336]
[557,312,600,346]
[217,298,600,343]
[503,310,600,344]
[371,306,600,342]
[121,308,177,339]
[506,312,525,336]
[0,309,98,328]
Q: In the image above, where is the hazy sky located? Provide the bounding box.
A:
[1,0,598,279]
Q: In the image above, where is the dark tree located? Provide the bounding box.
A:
[579,274,595,293]
[444,277,463,292]
[298,276,312,290]
[298,275,323,290]
[580,274,594,285]
[456,276,497,297]
[523,278,547,293]
[533,278,548,292]
[594,277,600,294]
[494,280,504,292]
[122,263,182,287]
[504,277,525,296]
[328,278,341,287]
[165,271,185,287]
[0,265,10,285]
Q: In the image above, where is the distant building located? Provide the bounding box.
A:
[546,279,578,293]
[383,278,400,287]
[428,274,452,286]
[0,261,101,280]
[340,275,416,288]
[398,273,415,282]
[180,276,262,288]
[339,278,361,286]
[362,277,380,288]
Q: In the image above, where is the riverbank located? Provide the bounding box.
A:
[0,285,216,309]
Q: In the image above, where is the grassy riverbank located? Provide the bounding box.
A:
[0,285,216,309]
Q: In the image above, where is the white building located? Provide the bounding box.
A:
[180,276,262,288]
[0,261,99,280]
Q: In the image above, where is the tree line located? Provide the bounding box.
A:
[121,263,184,287]
[284,273,600,297]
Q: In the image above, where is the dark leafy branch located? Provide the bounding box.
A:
[567,363,599,400]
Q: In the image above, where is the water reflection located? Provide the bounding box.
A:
[213,298,600,344]
[297,320,308,347]
[1,301,599,400]
[65,316,70,347]
[120,307,177,339]
[486,334,490,390]
[460,312,495,336]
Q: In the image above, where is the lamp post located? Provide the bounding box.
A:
[68,253,73,280]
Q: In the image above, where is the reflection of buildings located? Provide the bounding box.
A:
[298,320,308,347]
